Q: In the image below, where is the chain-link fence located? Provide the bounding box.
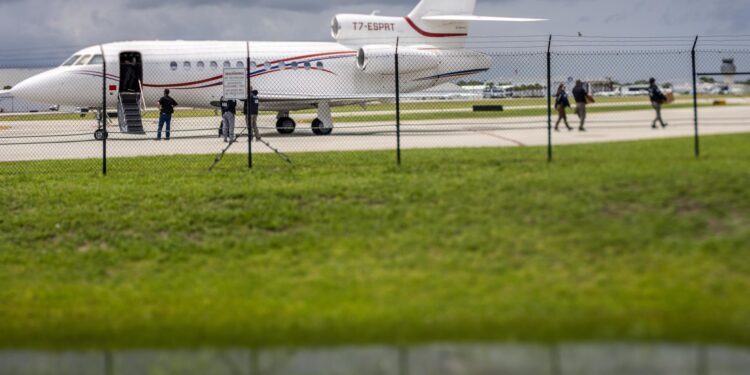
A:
[1,35,749,175]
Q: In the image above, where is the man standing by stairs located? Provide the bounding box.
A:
[157,89,178,140]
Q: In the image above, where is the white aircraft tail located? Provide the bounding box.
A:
[332,0,545,46]
[408,0,477,20]
[405,0,545,44]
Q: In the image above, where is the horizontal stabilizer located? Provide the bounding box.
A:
[422,15,547,22]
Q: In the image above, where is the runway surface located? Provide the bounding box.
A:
[0,105,748,162]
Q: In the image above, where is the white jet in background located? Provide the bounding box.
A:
[8,0,544,137]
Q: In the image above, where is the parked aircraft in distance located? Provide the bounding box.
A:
[9,0,544,137]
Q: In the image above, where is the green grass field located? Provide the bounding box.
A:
[0,134,749,349]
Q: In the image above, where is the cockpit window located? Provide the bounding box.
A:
[75,55,92,65]
[62,55,81,66]
[88,55,104,65]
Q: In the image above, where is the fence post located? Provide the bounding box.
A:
[547,35,553,162]
[395,37,401,166]
[691,35,700,158]
[398,347,409,375]
[247,41,253,170]
[104,351,114,375]
[100,44,107,176]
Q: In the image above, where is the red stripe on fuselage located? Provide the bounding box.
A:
[260,51,356,67]
[71,50,353,88]
[251,67,335,78]
[143,75,223,88]
[404,17,468,38]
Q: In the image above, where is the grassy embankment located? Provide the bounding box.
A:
[0,134,749,349]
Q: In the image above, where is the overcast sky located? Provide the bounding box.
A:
[1,0,749,67]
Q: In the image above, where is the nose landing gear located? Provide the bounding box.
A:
[94,128,108,141]
[92,109,110,140]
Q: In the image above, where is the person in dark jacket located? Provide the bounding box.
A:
[554,84,572,131]
[648,78,668,129]
[122,58,138,92]
[220,96,237,142]
[571,80,588,131]
[156,89,178,140]
[246,90,261,141]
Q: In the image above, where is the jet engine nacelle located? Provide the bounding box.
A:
[356,45,440,75]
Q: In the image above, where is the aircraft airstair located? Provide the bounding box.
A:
[117,92,145,134]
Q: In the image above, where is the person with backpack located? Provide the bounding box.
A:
[220,96,237,143]
[554,83,573,131]
[648,78,668,129]
[156,89,178,140]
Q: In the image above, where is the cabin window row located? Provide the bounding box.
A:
[168,60,325,71]
[169,61,243,71]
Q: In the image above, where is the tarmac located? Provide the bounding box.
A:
[0,105,748,162]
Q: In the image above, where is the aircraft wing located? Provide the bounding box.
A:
[422,15,547,22]
[0,89,12,99]
[212,94,397,112]
[263,95,396,111]
[259,93,395,101]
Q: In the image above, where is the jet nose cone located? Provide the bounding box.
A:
[10,70,63,104]
[8,80,27,98]
[0,87,12,98]
[11,76,42,101]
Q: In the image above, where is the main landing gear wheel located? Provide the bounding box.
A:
[276,117,296,134]
[311,118,333,136]
[94,129,107,141]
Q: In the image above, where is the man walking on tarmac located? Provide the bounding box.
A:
[571,80,589,132]
[220,96,237,143]
[648,77,669,129]
[247,90,261,141]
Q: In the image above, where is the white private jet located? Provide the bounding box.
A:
[7,0,544,137]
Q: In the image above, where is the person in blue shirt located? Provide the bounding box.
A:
[156,89,177,140]
[648,78,668,129]
[554,84,572,131]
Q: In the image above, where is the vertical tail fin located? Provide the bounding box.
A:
[403,0,476,45]
[408,0,477,19]
[404,0,544,44]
